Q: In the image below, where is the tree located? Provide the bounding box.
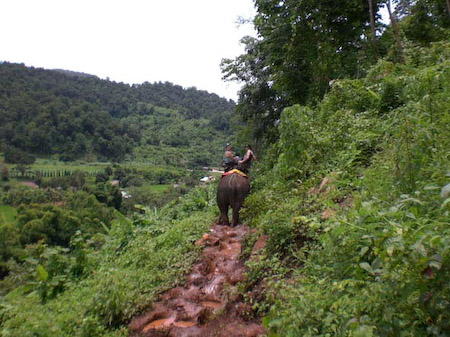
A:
[368,0,379,56]
[4,146,36,177]
[104,166,113,177]
[0,223,21,277]
[222,0,378,144]
[386,0,404,62]
[95,171,110,184]
[0,62,235,166]
[222,36,287,145]
[0,166,9,181]
[69,171,86,189]
[396,0,450,43]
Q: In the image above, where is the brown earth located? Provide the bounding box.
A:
[128,224,266,337]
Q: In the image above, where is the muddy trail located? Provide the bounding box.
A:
[128,224,266,337]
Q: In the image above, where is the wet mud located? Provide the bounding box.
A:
[128,224,265,337]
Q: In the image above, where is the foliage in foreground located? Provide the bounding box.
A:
[241,41,450,336]
[0,185,217,336]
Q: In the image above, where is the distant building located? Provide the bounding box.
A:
[121,190,132,199]
[200,176,215,183]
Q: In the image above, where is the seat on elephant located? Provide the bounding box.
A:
[220,168,247,179]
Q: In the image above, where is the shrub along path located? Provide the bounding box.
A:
[128,223,265,337]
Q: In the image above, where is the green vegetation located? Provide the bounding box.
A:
[148,184,171,193]
[0,63,235,166]
[235,40,450,337]
[222,0,450,145]
[217,1,450,335]
[1,1,450,336]
[0,154,190,183]
[0,206,16,224]
[0,186,217,336]
[0,158,201,290]
[1,156,112,174]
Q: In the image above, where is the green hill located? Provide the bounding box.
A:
[0,63,235,166]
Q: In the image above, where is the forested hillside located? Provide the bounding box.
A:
[222,0,450,144]
[240,41,450,335]
[221,0,450,335]
[0,62,235,165]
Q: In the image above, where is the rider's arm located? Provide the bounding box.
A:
[238,150,251,164]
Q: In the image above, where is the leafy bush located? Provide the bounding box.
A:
[0,185,216,336]
[0,167,9,181]
[239,41,450,336]
[1,187,64,206]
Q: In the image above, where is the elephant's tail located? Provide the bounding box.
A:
[228,173,236,188]
[230,174,241,204]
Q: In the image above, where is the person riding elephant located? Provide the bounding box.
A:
[234,152,241,164]
[223,143,235,172]
[238,144,257,174]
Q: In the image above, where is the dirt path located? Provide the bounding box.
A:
[128,224,266,337]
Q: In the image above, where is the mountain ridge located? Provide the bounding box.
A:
[0,62,235,165]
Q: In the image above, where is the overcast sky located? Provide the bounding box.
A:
[0,0,257,101]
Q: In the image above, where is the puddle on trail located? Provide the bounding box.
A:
[173,321,197,328]
[129,224,265,337]
[142,316,175,332]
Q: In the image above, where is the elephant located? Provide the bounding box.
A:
[216,172,250,226]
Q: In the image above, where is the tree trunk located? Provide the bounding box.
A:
[368,0,379,57]
[386,0,403,63]
[446,0,450,17]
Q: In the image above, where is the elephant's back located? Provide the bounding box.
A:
[218,173,249,193]
[218,174,230,187]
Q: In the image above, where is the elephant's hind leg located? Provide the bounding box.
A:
[231,202,241,227]
[218,202,230,226]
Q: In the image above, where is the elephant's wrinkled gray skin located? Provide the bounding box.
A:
[217,173,250,226]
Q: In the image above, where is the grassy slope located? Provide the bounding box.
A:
[0,156,180,196]
[147,184,171,193]
[0,155,183,174]
[0,206,16,224]
[0,185,217,336]
[240,42,450,336]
